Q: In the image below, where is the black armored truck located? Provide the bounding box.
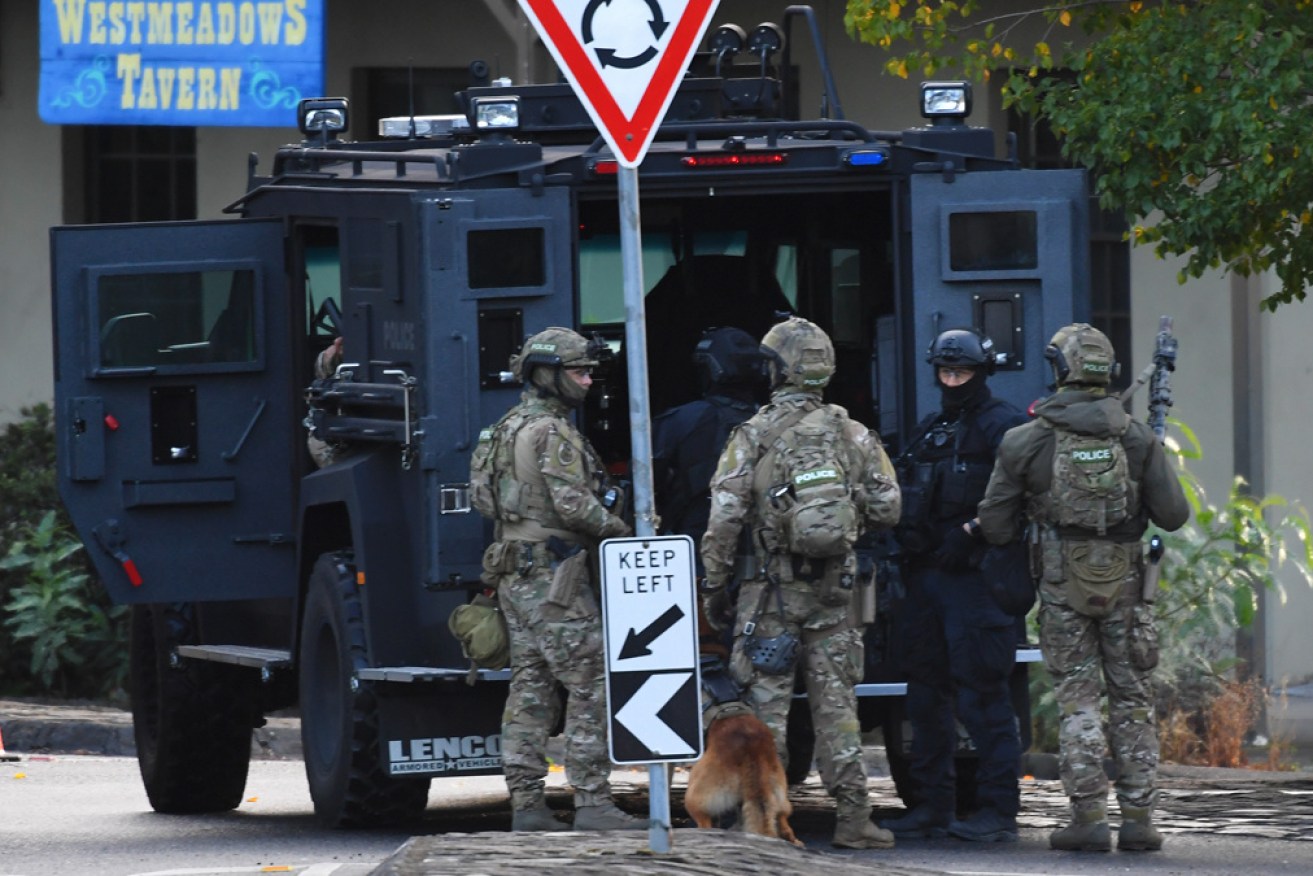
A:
[52,6,1084,827]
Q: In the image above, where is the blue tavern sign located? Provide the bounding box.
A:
[39,0,324,127]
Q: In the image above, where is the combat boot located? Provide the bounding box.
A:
[1117,806,1164,851]
[574,801,648,830]
[1049,807,1111,852]
[879,804,950,839]
[833,809,896,849]
[948,807,1019,843]
[511,803,568,832]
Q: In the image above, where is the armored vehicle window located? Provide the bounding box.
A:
[467,228,545,289]
[948,211,1038,272]
[96,269,257,371]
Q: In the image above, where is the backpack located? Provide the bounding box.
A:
[1050,426,1134,535]
[757,405,859,558]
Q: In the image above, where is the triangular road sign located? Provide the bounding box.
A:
[518,0,722,167]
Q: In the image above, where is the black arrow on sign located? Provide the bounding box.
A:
[596,45,659,69]
[581,0,669,43]
[619,604,685,659]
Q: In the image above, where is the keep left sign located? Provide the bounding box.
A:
[600,535,702,763]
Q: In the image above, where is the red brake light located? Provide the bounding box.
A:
[681,152,788,168]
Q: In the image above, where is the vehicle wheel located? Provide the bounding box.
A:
[130,603,256,813]
[299,552,430,827]
[784,696,815,785]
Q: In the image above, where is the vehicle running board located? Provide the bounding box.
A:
[175,644,292,671]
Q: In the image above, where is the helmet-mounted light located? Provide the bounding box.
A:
[920,81,971,123]
[470,96,521,132]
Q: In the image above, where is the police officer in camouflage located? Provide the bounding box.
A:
[881,328,1028,844]
[700,316,902,850]
[469,327,642,832]
[977,324,1189,852]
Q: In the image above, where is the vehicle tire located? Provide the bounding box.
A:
[784,696,815,785]
[299,552,430,828]
[130,603,256,813]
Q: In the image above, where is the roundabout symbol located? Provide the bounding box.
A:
[581,0,669,69]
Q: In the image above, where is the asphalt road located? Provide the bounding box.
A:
[2,751,1312,876]
[2,698,1312,875]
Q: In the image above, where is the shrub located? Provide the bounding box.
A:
[0,405,128,698]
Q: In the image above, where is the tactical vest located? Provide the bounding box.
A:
[468,406,557,525]
[894,405,1001,554]
[753,404,859,559]
[1037,421,1138,536]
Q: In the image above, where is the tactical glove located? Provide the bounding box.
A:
[701,588,735,632]
[935,525,981,572]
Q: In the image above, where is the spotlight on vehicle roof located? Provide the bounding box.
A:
[298,98,349,140]
[747,22,785,60]
[708,23,746,59]
[920,81,971,123]
[470,96,521,132]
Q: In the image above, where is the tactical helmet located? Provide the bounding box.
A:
[510,327,599,405]
[1045,323,1119,387]
[927,327,997,376]
[694,326,765,387]
[760,316,835,392]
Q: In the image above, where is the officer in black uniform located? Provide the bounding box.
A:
[880,327,1029,843]
[652,326,765,560]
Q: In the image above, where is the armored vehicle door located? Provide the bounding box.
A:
[904,168,1089,429]
[52,219,296,605]
[415,185,577,590]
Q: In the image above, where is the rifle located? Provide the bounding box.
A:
[1120,315,1178,442]
[1119,316,1177,602]
[1147,316,1178,442]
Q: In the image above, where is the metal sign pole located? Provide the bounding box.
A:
[617,164,671,852]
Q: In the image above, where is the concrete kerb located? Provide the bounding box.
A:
[0,698,301,760]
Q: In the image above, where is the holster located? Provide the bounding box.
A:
[545,536,588,608]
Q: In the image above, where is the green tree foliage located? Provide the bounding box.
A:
[845,1,1313,309]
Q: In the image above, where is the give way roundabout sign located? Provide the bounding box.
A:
[517,0,722,167]
[600,535,703,764]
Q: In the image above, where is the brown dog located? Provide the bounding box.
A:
[684,705,802,846]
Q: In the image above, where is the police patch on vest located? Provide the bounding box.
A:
[794,467,840,488]
[1070,446,1113,464]
[1051,428,1133,535]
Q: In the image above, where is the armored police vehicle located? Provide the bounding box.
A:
[52,6,1084,826]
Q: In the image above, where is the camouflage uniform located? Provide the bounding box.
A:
[977,323,1189,850]
[470,329,631,827]
[700,318,901,847]
[307,341,342,468]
